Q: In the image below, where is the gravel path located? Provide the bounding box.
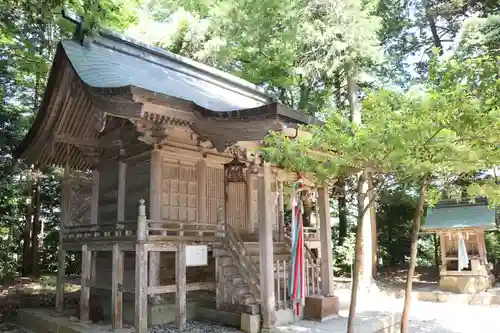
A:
[150,321,243,333]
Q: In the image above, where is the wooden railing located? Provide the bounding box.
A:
[63,199,219,243]
[284,225,320,241]
[275,258,321,310]
[220,221,261,300]
[64,221,138,242]
[147,221,218,241]
[275,260,290,310]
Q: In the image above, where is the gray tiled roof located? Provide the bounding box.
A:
[62,31,274,112]
[423,203,497,230]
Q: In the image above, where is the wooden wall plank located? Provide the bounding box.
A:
[124,155,151,221]
[197,159,207,223]
[98,160,119,224]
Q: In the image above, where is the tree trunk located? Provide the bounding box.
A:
[424,1,444,54]
[30,175,41,277]
[400,177,427,333]
[337,177,348,245]
[347,172,370,333]
[22,174,34,276]
[346,61,372,286]
[368,173,378,276]
[346,59,374,333]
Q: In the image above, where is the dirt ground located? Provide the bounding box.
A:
[0,276,79,325]
[0,268,434,324]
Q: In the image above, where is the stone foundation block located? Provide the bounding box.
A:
[240,313,260,333]
[439,275,491,294]
[303,296,339,322]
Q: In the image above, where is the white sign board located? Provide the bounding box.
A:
[186,245,208,267]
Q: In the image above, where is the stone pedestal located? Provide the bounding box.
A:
[303,296,339,322]
[241,313,260,333]
[439,275,492,293]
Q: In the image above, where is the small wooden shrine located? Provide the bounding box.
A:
[14,20,339,333]
[423,199,497,293]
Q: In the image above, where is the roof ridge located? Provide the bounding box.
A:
[96,28,274,104]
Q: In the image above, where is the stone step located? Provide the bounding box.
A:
[221,264,239,276]
[229,274,245,285]
[239,292,257,305]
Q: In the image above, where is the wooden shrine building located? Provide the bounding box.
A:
[15,27,338,333]
[422,199,497,293]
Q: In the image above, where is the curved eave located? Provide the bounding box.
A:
[15,43,143,170]
[190,103,322,151]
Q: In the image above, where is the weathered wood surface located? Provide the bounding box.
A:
[55,245,66,312]
[112,244,124,329]
[125,154,150,221]
[149,149,162,292]
[117,161,126,222]
[258,163,276,329]
[246,172,257,233]
[135,202,148,333]
[147,282,215,295]
[90,170,99,225]
[135,243,148,333]
[56,168,70,313]
[176,243,187,330]
[161,159,198,224]
[318,186,334,296]
[80,244,91,323]
[98,159,119,223]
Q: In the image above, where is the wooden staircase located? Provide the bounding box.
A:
[215,226,322,314]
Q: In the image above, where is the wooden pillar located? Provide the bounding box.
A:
[176,243,187,330]
[277,181,285,242]
[476,229,488,264]
[215,207,224,309]
[91,169,99,225]
[440,233,447,268]
[80,244,91,323]
[117,157,126,222]
[197,159,207,223]
[56,167,70,312]
[90,169,99,285]
[149,149,162,288]
[258,163,276,330]
[135,200,148,333]
[317,187,335,296]
[112,244,124,329]
[246,172,256,233]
